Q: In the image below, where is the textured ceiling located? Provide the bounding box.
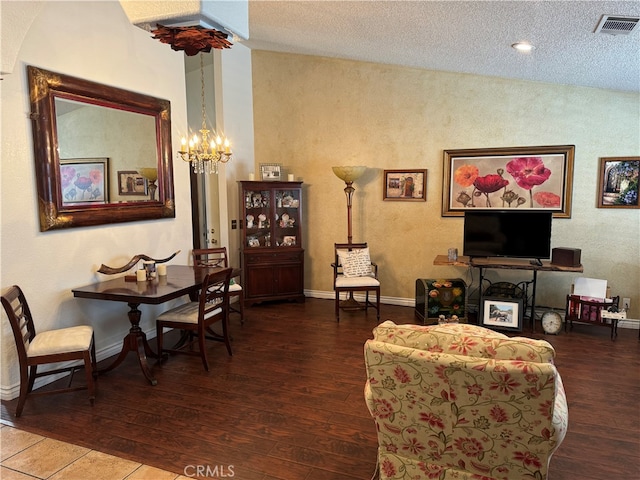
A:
[242,0,640,93]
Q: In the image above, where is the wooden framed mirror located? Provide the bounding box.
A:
[27,65,175,231]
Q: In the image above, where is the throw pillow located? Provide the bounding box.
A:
[337,248,372,278]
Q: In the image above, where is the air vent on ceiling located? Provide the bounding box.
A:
[595,15,640,35]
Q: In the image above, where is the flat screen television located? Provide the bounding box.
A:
[463,211,552,259]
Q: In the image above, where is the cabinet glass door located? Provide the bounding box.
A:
[244,189,272,247]
[274,189,301,247]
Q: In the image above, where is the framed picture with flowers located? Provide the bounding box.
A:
[442,145,575,218]
[596,156,639,208]
[60,158,109,205]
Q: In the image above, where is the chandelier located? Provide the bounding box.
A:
[149,24,234,175]
[177,53,233,174]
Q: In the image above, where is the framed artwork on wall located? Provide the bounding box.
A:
[596,156,639,208]
[442,145,575,217]
[60,158,109,205]
[383,169,427,201]
[482,297,523,332]
[117,170,148,196]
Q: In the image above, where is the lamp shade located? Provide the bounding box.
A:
[332,166,366,182]
[139,168,158,181]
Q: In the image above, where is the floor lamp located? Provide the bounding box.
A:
[332,166,367,244]
[332,166,367,309]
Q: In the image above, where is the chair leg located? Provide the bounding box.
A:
[15,364,30,417]
[335,292,340,322]
[376,289,381,321]
[198,329,210,372]
[220,316,233,356]
[156,322,164,363]
[27,365,37,394]
[83,349,96,405]
[90,336,98,379]
[238,291,245,325]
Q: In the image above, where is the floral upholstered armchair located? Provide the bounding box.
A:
[364,322,568,480]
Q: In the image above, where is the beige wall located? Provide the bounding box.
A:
[0,1,253,399]
[0,1,193,397]
[251,51,640,315]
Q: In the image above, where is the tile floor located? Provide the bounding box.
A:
[0,424,189,480]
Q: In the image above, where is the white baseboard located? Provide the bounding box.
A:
[304,289,640,327]
[304,289,414,307]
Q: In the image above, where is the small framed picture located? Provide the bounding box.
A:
[260,163,282,181]
[383,169,427,201]
[596,156,639,208]
[482,297,523,332]
[117,170,148,196]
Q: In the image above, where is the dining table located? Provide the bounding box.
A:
[72,265,230,385]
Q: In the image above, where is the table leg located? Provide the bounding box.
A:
[97,302,158,386]
[530,271,537,332]
[477,267,484,324]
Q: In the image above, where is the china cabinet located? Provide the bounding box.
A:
[239,181,304,305]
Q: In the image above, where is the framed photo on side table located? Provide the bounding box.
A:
[482,297,523,332]
[596,156,639,208]
[383,169,427,201]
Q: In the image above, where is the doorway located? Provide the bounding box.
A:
[184,52,221,249]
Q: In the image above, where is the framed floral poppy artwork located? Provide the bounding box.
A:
[60,158,109,205]
[596,156,639,208]
[442,145,575,218]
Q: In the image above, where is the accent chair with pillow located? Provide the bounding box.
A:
[364,321,568,480]
[332,242,380,322]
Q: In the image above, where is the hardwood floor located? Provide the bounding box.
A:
[1,298,639,479]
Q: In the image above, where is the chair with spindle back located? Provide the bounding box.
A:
[193,248,244,324]
[1,285,96,417]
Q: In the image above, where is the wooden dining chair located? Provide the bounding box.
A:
[192,247,245,324]
[1,285,97,417]
[156,268,233,371]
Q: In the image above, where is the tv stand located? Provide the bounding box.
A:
[433,255,584,331]
[530,258,543,266]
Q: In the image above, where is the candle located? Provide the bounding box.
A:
[157,264,167,276]
[136,269,146,282]
[249,173,255,181]
[288,173,295,181]
[224,139,231,153]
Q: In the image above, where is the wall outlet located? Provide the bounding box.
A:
[622,297,631,310]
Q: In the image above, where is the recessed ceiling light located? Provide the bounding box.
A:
[512,42,535,52]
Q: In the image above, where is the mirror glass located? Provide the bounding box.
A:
[28,65,175,231]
